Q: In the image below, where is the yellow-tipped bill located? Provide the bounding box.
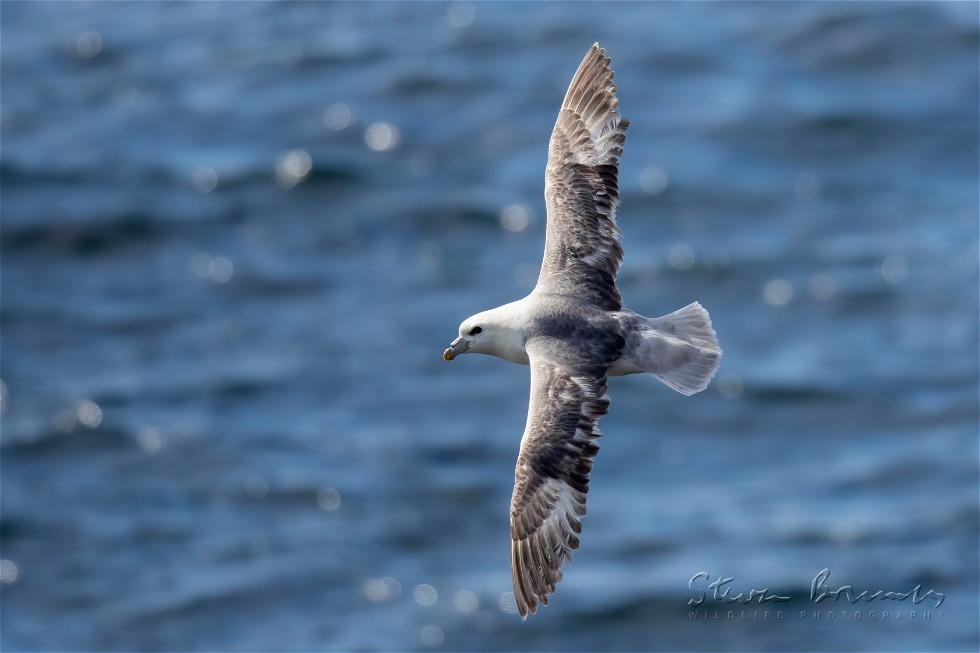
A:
[443,336,468,361]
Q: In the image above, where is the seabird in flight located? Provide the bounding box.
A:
[444,43,722,619]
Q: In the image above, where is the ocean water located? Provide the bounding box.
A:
[1,2,978,651]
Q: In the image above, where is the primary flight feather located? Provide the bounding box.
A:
[444,43,722,619]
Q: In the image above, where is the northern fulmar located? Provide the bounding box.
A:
[443,43,722,619]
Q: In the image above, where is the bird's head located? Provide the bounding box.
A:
[444,301,530,364]
[443,312,492,361]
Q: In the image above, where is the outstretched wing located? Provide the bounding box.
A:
[537,43,629,311]
[509,356,610,618]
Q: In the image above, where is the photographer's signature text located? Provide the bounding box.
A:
[688,569,945,608]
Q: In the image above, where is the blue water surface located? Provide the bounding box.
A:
[1,2,978,651]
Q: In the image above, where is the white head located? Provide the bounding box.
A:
[443,302,528,364]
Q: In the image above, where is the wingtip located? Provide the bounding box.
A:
[517,597,529,620]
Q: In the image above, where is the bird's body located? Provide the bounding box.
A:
[456,294,719,386]
[444,43,722,618]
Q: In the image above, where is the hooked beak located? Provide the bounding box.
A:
[443,337,469,361]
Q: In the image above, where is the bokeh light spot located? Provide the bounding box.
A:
[137,427,163,452]
[364,576,401,603]
[192,166,218,194]
[77,400,102,429]
[499,204,531,232]
[420,625,445,648]
[207,257,234,283]
[763,279,793,306]
[276,149,313,188]
[364,122,399,152]
[414,583,438,607]
[76,31,103,59]
[0,560,19,584]
[453,589,479,614]
[880,256,907,284]
[316,487,342,512]
[324,103,352,131]
[191,253,234,284]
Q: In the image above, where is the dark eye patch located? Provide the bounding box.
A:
[469,326,483,335]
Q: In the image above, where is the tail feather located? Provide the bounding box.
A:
[647,302,721,396]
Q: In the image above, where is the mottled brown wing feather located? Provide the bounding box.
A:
[537,43,629,311]
[509,358,610,619]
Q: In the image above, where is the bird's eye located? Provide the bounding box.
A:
[469,326,483,336]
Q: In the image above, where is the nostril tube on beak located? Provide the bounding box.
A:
[444,336,467,361]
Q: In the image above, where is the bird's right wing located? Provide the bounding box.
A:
[508,355,610,618]
[537,43,629,311]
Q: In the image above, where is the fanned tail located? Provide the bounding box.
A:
[646,302,721,396]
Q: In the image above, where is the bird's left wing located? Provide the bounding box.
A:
[509,354,610,618]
